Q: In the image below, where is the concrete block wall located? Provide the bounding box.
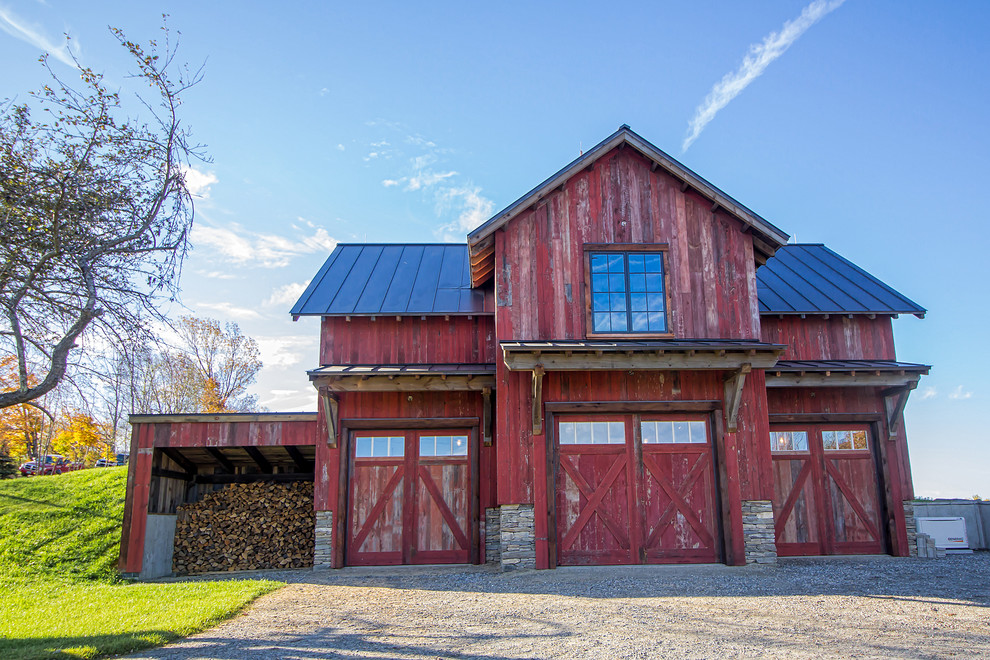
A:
[913,500,989,550]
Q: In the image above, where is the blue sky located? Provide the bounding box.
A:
[2,1,987,498]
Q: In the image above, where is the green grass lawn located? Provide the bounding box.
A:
[0,469,284,659]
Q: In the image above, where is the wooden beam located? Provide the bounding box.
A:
[244,446,273,474]
[482,386,492,447]
[315,374,496,392]
[151,467,193,482]
[723,364,751,433]
[766,372,922,388]
[158,447,196,475]
[284,445,313,472]
[206,448,235,473]
[320,388,339,447]
[129,413,316,424]
[884,381,918,439]
[195,472,314,485]
[503,349,778,372]
[532,365,545,435]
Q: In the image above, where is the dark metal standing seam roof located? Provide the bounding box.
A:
[756,244,926,317]
[290,244,489,317]
[291,243,924,319]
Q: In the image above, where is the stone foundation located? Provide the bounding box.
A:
[485,507,501,564]
[314,510,333,568]
[903,500,918,558]
[742,500,777,564]
[499,504,536,570]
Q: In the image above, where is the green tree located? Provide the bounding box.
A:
[0,22,203,409]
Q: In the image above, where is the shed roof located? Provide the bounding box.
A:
[756,244,926,318]
[293,243,925,319]
[290,243,490,317]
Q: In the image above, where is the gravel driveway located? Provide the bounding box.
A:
[129,554,990,659]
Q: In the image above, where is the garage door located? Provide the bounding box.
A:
[348,429,474,565]
[770,425,885,556]
[554,414,719,566]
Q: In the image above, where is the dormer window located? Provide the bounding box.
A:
[585,245,671,337]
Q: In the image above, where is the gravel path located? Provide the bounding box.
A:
[129,554,990,659]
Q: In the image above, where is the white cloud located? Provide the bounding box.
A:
[195,301,263,320]
[436,186,495,240]
[0,6,78,67]
[682,0,846,152]
[382,179,400,187]
[191,222,338,268]
[196,269,237,280]
[407,170,457,191]
[949,385,973,400]
[181,165,218,198]
[266,281,310,307]
[336,143,345,151]
[254,335,317,369]
[319,87,329,97]
[919,387,937,401]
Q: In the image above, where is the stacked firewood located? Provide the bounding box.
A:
[172,481,315,574]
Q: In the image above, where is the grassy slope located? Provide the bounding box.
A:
[0,469,282,659]
[0,468,127,581]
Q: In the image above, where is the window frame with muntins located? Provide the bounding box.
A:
[583,244,673,338]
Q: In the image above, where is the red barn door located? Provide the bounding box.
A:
[348,430,473,565]
[554,414,719,566]
[771,425,885,556]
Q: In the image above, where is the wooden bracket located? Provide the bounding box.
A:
[320,387,339,448]
[532,366,545,435]
[723,364,751,433]
[883,381,918,441]
[482,386,493,446]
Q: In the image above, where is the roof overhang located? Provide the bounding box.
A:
[501,340,786,372]
[467,126,790,286]
[764,360,930,388]
[308,364,496,392]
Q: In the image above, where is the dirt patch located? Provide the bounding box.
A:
[129,554,990,659]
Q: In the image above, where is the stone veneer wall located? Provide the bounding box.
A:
[903,501,918,558]
[742,500,777,564]
[314,510,333,568]
[499,504,536,570]
[485,507,501,564]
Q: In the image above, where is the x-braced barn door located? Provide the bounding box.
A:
[348,430,474,565]
[554,414,719,566]
[770,425,885,556]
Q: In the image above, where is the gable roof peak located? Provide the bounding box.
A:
[466,125,789,286]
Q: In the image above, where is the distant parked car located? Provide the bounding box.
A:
[115,453,129,466]
[30,455,84,476]
[18,461,37,476]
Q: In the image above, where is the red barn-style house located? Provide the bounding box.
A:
[120,126,929,576]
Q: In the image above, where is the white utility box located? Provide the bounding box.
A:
[916,516,972,553]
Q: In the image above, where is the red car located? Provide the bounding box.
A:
[20,455,83,476]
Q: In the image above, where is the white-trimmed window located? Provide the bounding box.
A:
[558,421,626,445]
[419,435,468,457]
[770,431,809,452]
[355,435,404,458]
[823,430,869,451]
[641,420,707,444]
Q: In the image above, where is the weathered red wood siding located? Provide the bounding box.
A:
[316,390,492,566]
[320,316,496,365]
[760,316,896,361]
[766,387,911,556]
[118,417,318,575]
[494,147,762,343]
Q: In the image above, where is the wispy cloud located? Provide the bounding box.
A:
[195,302,262,320]
[919,386,937,401]
[254,335,318,369]
[195,269,237,280]
[682,0,846,152]
[191,221,337,268]
[949,385,973,400]
[436,186,495,241]
[265,281,310,307]
[0,6,78,67]
[181,165,218,198]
